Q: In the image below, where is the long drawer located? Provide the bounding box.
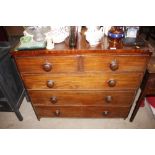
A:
[29,90,135,106]
[15,55,147,73]
[22,73,142,90]
[34,105,130,118]
[84,55,147,72]
[15,56,78,73]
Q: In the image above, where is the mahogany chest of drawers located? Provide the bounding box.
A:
[11,36,151,120]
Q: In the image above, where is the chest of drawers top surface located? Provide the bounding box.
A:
[11,35,150,57]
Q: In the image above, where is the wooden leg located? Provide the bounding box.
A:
[15,110,23,121]
[37,117,41,121]
[130,94,145,122]
[130,70,149,122]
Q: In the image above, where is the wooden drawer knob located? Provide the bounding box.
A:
[46,80,54,88]
[50,96,57,104]
[42,62,52,72]
[105,96,113,103]
[108,79,116,87]
[54,110,60,116]
[110,60,119,71]
[102,111,109,116]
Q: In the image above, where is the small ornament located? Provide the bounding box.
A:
[46,37,54,50]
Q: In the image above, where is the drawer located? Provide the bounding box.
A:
[15,56,78,73]
[84,55,147,72]
[29,90,135,106]
[22,73,142,90]
[34,105,130,118]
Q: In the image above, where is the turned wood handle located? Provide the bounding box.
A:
[108,79,116,87]
[102,111,109,116]
[110,60,119,71]
[46,80,54,88]
[54,110,60,116]
[50,96,57,104]
[42,62,52,72]
[105,96,113,103]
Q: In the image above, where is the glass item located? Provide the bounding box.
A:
[24,26,70,43]
[45,26,70,43]
[124,26,139,38]
[33,28,46,42]
[40,26,51,33]
[23,26,37,35]
[69,26,78,48]
[108,26,124,49]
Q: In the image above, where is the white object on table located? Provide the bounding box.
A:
[46,37,54,49]
[85,27,104,46]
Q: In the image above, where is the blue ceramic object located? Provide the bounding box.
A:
[108,32,124,39]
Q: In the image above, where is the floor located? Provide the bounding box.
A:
[0,30,155,129]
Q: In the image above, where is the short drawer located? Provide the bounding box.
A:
[84,55,147,72]
[34,105,130,118]
[22,73,142,90]
[15,56,78,73]
[29,90,135,106]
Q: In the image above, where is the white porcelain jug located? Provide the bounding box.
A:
[85,26,104,46]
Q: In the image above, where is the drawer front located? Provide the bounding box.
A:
[34,105,130,118]
[84,55,147,72]
[22,73,142,90]
[29,90,135,106]
[15,56,78,73]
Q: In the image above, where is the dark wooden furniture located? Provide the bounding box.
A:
[11,33,151,120]
[0,42,25,121]
[140,27,155,41]
[4,26,24,38]
[130,56,155,122]
[0,27,8,41]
